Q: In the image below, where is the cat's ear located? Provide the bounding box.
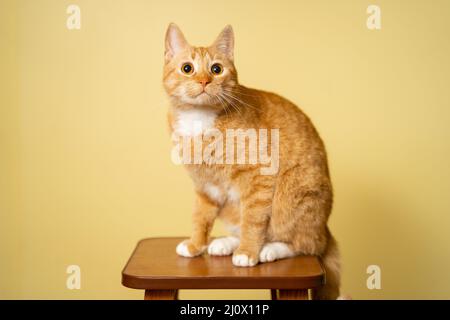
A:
[212,25,234,60]
[165,23,189,61]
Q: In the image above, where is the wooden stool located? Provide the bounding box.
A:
[122,237,325,300]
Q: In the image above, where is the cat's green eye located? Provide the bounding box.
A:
[181,63,194,75]
[211,63,223,75]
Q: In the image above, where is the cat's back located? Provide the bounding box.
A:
[245,86,321,139]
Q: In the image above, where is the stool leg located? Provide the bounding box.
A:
[270,289,278,300]
[144,289,178,300]
[309,288,316,300]
[278,289,309,300]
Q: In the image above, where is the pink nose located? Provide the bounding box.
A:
[199,79,211,89]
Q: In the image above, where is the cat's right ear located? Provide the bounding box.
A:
[165,23,189,61]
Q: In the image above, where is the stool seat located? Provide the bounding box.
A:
[122,237,325,300]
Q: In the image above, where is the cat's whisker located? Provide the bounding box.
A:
[227,93,259,109]
[221,91,259,112]
[215,94,230,119]
[221,93,246,116]
[231,96,260,111]
[223,86,259,96]
[219,93,243,117]
[218,93,238,116]
[221,89,256,105]
[223,87,259,98]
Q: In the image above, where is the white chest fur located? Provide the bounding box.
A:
[173,108,218,136]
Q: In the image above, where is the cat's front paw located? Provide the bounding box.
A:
[232,249,259,267]
[176,240,206,257]
[208,236,240,256]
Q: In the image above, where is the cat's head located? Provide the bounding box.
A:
[163,23,238,108]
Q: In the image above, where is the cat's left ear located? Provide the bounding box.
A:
[212,25,234,60]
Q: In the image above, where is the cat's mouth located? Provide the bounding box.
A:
[180,91,213,106]
[193,91,212,102]
[196,91,209,97]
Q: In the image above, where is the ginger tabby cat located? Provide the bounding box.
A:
[163,23,340,299]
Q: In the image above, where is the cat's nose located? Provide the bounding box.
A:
[198,79,211,90]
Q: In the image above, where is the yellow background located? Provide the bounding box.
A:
[1,0,450,299]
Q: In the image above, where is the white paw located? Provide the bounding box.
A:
[259,242,294,263]
[232,254,258,267]
[176,240,205,257]
[208,237,240,256]
[176,240,194,257]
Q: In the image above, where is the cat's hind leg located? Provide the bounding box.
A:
[208,236,240,256]
[259,242,295,263]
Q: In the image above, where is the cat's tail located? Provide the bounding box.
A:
[315,230,342,300]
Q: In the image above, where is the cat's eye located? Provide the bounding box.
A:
[181,63,194,75]
[211,63,223,75]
